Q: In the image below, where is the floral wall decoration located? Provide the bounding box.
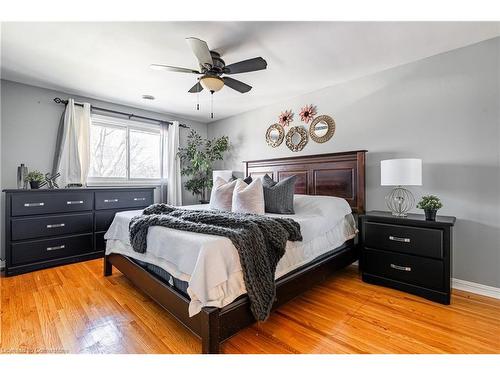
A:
[267,104,335,151]
[299,104,317,124]
[278,110,294,127]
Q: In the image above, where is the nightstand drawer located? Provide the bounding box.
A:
[364,248,444,291]
[364,222,443,259]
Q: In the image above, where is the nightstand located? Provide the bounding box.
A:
[360,210,456,304]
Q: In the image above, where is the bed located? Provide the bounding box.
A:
[103,150,366,354]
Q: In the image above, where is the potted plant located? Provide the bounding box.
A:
[25,170,45,189]
[177,130,230,203]
[417,195,443,221]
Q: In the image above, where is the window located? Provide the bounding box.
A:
[88,114,164,184]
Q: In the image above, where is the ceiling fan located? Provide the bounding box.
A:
[150,37,267,95]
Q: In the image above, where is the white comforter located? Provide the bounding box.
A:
[104,195,357,316]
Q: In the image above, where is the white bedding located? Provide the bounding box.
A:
[104,195,357,316]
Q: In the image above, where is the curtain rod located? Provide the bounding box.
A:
[53,97,190,129]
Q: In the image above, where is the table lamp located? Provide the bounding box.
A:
[381,158,422,216]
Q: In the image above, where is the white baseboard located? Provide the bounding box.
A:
[452,278,500,300]
[350,262,500,300]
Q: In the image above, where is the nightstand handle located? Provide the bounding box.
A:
[389,235,410,243]
[104,199,119,203]
[67,200,84,205]
[390,263,412,272]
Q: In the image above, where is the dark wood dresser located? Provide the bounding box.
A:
[3,187,154,276]
[360,210,456,304]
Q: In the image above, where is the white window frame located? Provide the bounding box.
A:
[87,114,164,186]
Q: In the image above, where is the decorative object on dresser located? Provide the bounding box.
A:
[309,115,335,144]
[25,170,45,190]
[381,158,422,217]
[177,129,230,203]
[265,123,285,148]
[104,150,366,354]
[285,126,308,152]
[360,210,455,304]
[3,187,154,276]
[417,195,443,221]
[16,164,28,189]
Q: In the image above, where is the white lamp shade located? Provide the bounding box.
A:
[212,170,233,182]
[381,159,422,186]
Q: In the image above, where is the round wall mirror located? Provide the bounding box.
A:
[266,123,285,147]
[309,115,335,143]
[286,126,308,152]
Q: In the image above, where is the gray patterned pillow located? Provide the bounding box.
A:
[262,174,296,214]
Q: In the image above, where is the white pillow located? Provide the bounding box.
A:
[209,177,237,211]
[232,178,265,215]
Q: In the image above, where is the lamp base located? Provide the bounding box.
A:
[385,186,415,217]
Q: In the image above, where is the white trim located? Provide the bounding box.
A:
[349,263,500,300]
[452,278,500,300]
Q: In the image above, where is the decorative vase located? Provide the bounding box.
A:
[30,181,40,190]
[424,208,437,221]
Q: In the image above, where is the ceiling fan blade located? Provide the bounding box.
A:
[188,82,203,93]
[186,37,214,69]
[223,77,252,93]
[224,57,267,74]
[150,64,200,74]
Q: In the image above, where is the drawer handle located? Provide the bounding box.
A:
[46,245,65,251]
[104,199,119,203]
[24,202,45,207]
[67,200,84,205]
[47,223,65,228]
[389,235,411,243]
[134,197,146,201]
[390,263,412,272]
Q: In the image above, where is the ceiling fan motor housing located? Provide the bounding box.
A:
[203,51,225,75]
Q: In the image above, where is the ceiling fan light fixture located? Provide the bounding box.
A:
[200,76,224,92]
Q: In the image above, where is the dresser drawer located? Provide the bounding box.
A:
[95,231,106,251]
[11,191,94,216]
[11,234,94,266]
[364,222,443,259]
[95,210,122,232]
[363,248,444,291]
[11,213,93,241]
[95,190,153,210]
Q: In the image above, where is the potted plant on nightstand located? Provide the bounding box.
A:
[417,195,443,221]
[25,170,45,189]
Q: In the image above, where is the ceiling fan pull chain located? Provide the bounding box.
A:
[210,91,214,119]
[196,92,200,111]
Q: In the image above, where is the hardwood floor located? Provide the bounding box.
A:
[1,259,499,354]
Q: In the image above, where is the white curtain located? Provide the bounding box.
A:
[161,121,182,205]
[52,99,91,187]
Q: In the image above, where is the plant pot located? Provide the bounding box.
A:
[29,181,40,189]
[424,208,437,221]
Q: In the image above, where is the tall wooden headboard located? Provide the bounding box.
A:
[244,150,366,214]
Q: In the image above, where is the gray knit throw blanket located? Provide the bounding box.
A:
[129,203,302,321]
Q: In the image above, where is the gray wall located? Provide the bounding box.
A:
[0,80,208,260]
[208,37,500,288]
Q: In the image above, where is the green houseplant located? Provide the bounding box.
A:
[177,130,230,203]
[25,170,45,189]
[417,195,443,221]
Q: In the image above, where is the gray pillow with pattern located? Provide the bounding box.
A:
[262,174,296,214]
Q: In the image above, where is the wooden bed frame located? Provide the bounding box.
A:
[104,150,366,354]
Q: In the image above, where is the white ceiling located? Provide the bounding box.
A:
[1,22,499,123]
